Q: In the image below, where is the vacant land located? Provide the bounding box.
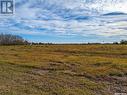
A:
[0,45,127,95]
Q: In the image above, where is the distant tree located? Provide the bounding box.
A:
[0,34,29,45]
[39,42,45,45]
[113,42,119,44]
[120,40,127,44]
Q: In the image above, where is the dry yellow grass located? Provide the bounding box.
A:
[0,45,127,95]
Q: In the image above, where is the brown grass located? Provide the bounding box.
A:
[0,45,127,95]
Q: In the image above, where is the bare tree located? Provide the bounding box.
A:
[0,34,29,45]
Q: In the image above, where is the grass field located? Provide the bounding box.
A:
[0,45,127,95]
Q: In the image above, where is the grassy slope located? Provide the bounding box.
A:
[0,45,127,95]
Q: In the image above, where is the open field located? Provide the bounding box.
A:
[0,45,127,95]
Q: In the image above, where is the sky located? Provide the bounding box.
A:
[0,0,127,43]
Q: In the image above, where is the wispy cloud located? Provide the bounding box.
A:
[0,0,127,43]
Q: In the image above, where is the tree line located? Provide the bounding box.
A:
[0,34,28,45]
[0,34,127,45]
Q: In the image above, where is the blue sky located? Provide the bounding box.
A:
[0,0,127,43]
